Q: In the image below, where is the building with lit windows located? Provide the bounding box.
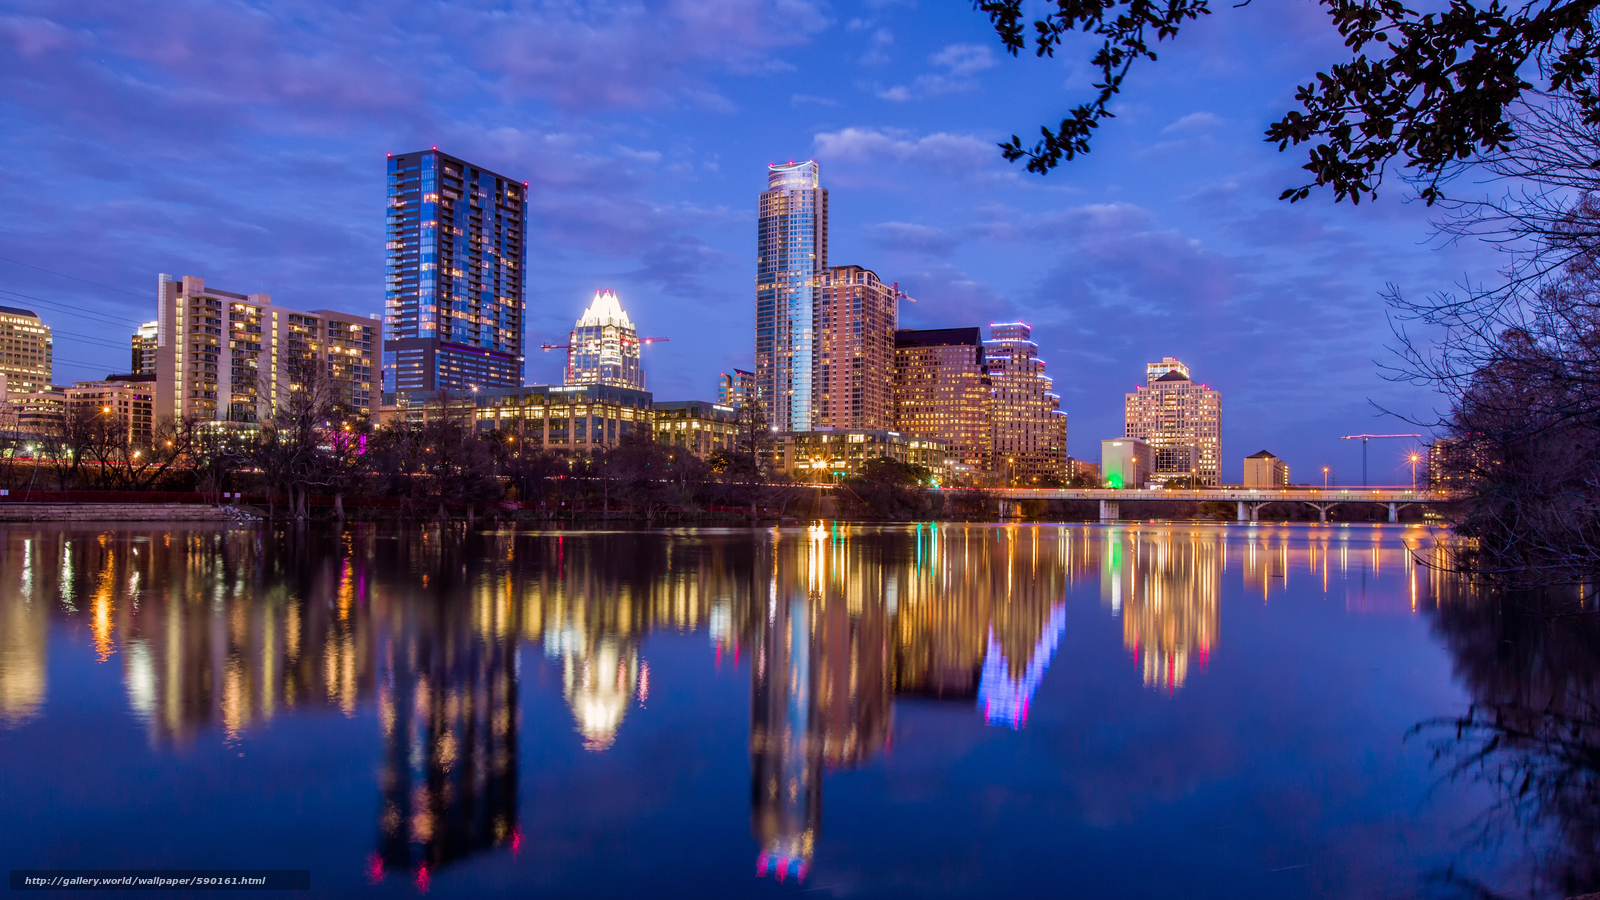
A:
[892,327,992,478]
[0,306,52,393]
[383,149,526,393]
[466,384,651,452]
[1123,357,1222,486]
[564,290,644,390]
[653,400,737,457]
[718,369,756,408]
[984,323,1067,484]
[1101,437,1152,488]
[65,375,157,447]
[771,429,948,483]
[155,274,380,424]
[1243,450,1289,486]
[131,321,158,376]
[815,265,897,431]
[755,161,828,433]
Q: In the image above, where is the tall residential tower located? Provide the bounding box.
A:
[756,161,828,432]
[0,306,52,393]
[1124,357,1222,485]
[384,149,526,394]
[985,323,1067,483]
[815,265,897,430]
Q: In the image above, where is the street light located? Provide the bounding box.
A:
[1408,452,1420,489]
[1322,466,1329,489]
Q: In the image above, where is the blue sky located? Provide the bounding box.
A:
[0,0,1500,483]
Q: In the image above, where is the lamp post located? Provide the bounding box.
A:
[1408,452,1420,489]
[1322,466,1329,489]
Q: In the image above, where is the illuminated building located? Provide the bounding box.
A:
[984,323,1067,483]
[131,321,158,376]
[467,383,651,452]
[0,305,52,393]
[564,289,644,390]
[155,275,379,424]
[1066,457,1100,484]
[772,429,948,482]
[65,375,157,446]
[718,368,756,408]
[815,265,897,430]
[4,387,65,434]
[756,160,828,433]
[653,400,738,457]
[1123,357,1222,486]
[1243,450,1289,486]
[893,327,992,478]
[383,149,525,393]
[1101,437,1152,489]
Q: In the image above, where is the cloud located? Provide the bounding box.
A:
[876,85,913,102]
[1161,112,1224,135]
[929,43,996,77]
[814,128,997,174]
[872,222,958,257]
[791,93,838,107]
[860,27,894,65]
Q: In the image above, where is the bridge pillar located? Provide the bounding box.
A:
[1099,499,1119,521]
[1236,501,1247,522]
[1388,502,1398,523]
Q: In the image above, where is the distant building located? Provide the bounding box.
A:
[893,327,992,479]
[565,290,645,390]
[755,160,828,433]
[155,274,380,424]
[1066,457,1100,484]
[65,374,157,447]
[1242,450,1289,487]
[5,388,65,435]
[0,306,52,393]
[718,369,756,408]
[654,400,738,457]
[815,265,897,431]
[464,384,651,452]
[985,323,1067,484]
[131,321,158,376]
[771,429,948,483]
[383,149,526,393]
[1124,357,1221,486]
[1101,437,1152,489]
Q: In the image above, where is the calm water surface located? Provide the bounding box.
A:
[0,522,1593,898]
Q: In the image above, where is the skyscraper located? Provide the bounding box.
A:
[718,369,756,408]
[756,161,828,432]
[0,306,52,393]
[815,265,897,430]
[893,327,992,475]
[985,323,1067,483]
[131,321,158,376]
[1124,357,1222,485]
[564,290,643,390]
[384,149,526,394]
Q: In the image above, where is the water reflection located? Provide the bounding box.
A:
[0,521,1495,894]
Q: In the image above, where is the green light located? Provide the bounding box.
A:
[1107,472,1124,489]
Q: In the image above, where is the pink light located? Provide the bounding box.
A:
[364,853,384,884]
[415,864,431,894]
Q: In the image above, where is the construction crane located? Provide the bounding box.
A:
[1340,433,1423,486]
[540,336,670,352]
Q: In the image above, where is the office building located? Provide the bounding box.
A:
[0,306,52,393]
[985,323,1067,484]
[463,383,651,452]
[892,327,992,477]
[131,321,158,376]
[383,149,526,393]
[1243,450,1289,487]
[1066,457,1100,484]
[65,375,157,447]
[155,274,380,424]
[1101,437,1152,488]
[564,290,644,390]
[815,265,897,431]
[654,401,738,457]
[755,160,828,433]
[1124,357,1222,486]
[718,369,756,408]
[771,429,949,483]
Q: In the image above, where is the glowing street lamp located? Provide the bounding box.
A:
[1408,452,1420,489]
[1322,466,1329,489]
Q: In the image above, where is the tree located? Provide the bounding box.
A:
[978,0,1600,203]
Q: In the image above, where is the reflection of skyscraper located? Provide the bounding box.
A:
[0,535,47,724]
[1101,529,1221,691]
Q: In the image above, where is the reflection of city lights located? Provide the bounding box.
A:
[756,850,809,883]
[978,603,1067,728]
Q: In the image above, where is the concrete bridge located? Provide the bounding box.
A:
[989,486,1440,522]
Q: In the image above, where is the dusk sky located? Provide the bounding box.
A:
[0,0,1501,483]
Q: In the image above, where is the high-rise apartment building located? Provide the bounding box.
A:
[131,321,158,376]
[1124,357,1222,486]
[815,265,896,430]
[65,375,156,447]
[718,369,756,408]
[155,275,380,423]
[892,327,992,475]
[384,149,526,393]
[985,323,1067,483]
[0,306,52,393]
[756,161,828,432]
[564,290,643,389]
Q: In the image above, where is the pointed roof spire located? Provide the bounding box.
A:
[576,289,634,329]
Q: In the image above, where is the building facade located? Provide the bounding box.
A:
[755,161,828,433]
[131,321,158,376]
[466,384,651,452]
[565,290,644,390]
[64,375,157,447]
[771,429,948,483]
[892,327,992,478]
[815,265,896,431]
[0,306,52,393]
[384,149,526,393]
[718,369,756,408]
[1124,357,1222,486]
[1101,437,1152,488]
[985,323,1067,484]
[1243,450,1289,487]
[653,401,738,457]
[155,275,380,424]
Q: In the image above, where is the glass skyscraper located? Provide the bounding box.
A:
[756,161,828,432]
[384,149,526,394]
